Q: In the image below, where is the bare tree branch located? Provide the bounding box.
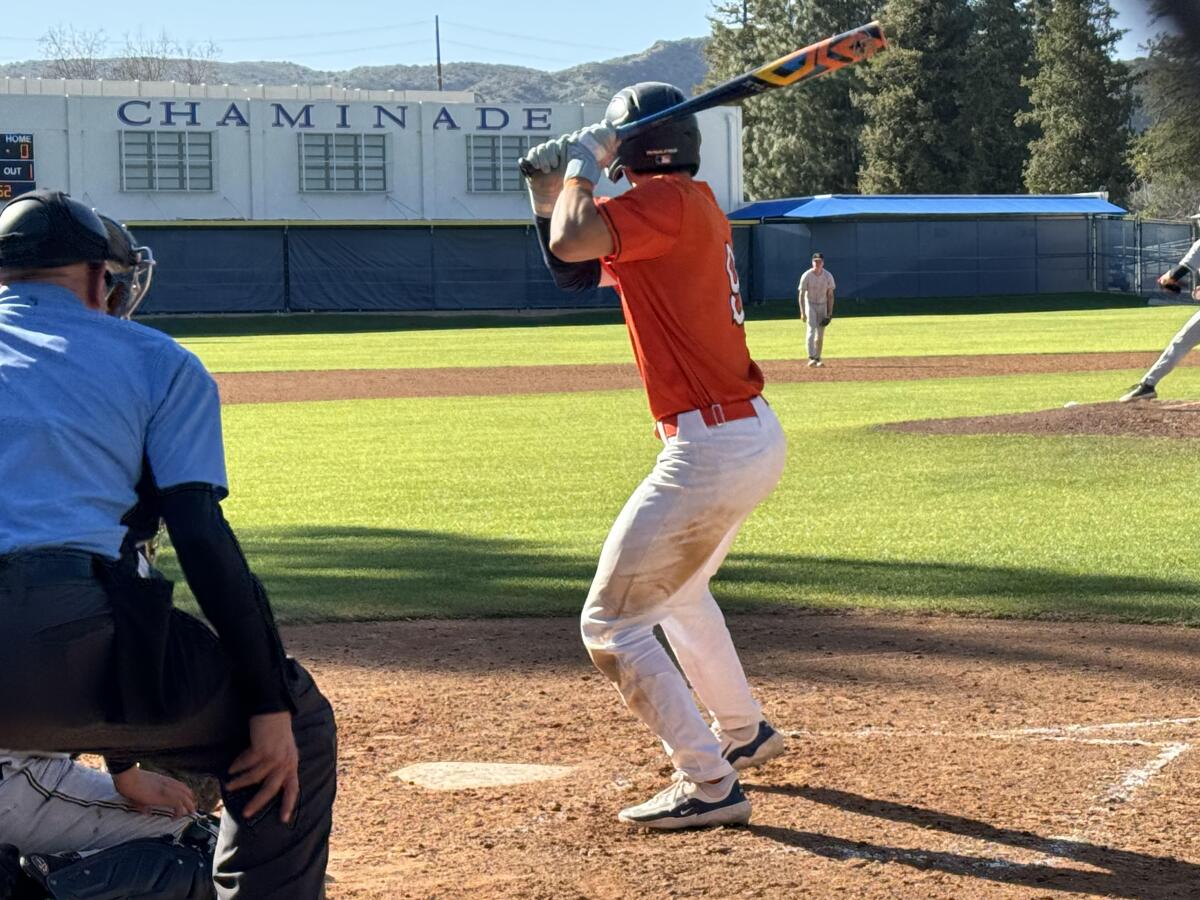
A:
[179,40,222,85]
[39,25,110,79]
[112,29,178,81]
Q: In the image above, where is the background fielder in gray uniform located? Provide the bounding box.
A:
[798,251,836,367]
[1120,213,1200,402]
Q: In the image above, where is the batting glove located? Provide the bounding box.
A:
[564,122,620,185]
[522,137,569,218]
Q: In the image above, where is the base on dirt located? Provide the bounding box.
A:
[391,762,575,790]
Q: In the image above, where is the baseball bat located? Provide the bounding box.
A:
[519,21,887,178]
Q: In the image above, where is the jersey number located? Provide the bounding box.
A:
[725,243,745,326]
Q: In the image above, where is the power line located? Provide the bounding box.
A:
[439,39,579,67]
[215,20,427,44]
[442,20,628,54]
[248,38,431,60]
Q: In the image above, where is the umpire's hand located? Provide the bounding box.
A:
[226,711,300,823]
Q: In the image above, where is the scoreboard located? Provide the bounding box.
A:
[0,134,35,201]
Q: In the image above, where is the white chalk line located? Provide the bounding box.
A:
[784,728,1175,748]
[766,839,1036,873]
[1009,716,1200,736]
[777,721,1196,872]
[785,714,1200,746]
[1096,741,1192,804]
[1030,741,1194,867]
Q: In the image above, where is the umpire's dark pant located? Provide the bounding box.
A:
[0,550,337,900]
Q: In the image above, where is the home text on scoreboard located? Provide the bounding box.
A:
[0,134,35,201]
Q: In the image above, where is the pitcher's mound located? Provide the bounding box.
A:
[391,762,575,791]
[884,400,1200,439]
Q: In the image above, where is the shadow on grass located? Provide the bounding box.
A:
[751,785,1200,899]
[720,553,1200,622]
[140,308,623,339]
[162,527,1200,682]
[157,526,1200,624]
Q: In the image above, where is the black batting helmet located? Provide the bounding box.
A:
[0,190,115,269]
[604,82,701,182]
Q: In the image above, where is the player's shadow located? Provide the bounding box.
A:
[751,785,1200,899]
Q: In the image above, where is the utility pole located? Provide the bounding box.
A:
[435,16,444,91]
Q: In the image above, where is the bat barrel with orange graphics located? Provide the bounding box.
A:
[616,21,887,143]
[518,21,886,178]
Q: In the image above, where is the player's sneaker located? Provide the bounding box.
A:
[813,359,824,367]
[717,720,786,771]
[617,772,751,830]
[1119,382,1157,402]
[807,358,817,367]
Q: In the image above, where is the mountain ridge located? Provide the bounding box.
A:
[0,37,709,103]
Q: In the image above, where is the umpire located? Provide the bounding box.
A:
[0,191,336,898]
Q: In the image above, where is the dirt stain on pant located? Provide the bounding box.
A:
[586,647,656,724]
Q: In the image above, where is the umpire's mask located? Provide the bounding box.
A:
[100,215,155,319]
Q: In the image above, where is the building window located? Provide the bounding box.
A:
[298,133,387,192]
[120,131,214,191]
[467,134,530,193]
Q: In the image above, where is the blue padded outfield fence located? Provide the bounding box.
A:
[131,212,1193,316]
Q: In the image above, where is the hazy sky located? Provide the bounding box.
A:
[3,1,1163,72]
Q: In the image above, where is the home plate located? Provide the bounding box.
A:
[391,762,575,790]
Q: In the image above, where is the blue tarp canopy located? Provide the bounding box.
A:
[729,193,1127,220]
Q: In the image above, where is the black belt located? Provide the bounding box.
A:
[0,549,102,586]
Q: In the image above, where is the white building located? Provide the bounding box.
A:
[0,78,744,222]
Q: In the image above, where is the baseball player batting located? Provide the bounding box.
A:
[1120,210,1200,402]
[523,83,788,830]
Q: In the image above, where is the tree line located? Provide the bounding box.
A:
[706,0,1200,218]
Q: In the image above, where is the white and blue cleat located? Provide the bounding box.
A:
[618,772,751,830]
[719,719,787,772]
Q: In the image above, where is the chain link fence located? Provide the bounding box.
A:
[1096,218,1195,296]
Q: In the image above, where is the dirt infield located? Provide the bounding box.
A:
[214,351,1195,405]
[886,400,1200,439]
[293,614,1200,899]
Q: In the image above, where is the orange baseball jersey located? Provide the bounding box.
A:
[595,174,764,422]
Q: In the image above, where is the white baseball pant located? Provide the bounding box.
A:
[0,753,192,855]
[1143,307,1200,386]
[804,299,829,359]
[581,396,787,782]
[1144,240,1200,385]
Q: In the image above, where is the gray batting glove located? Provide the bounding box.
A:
[564,122,620,185]
[522,137,568,218]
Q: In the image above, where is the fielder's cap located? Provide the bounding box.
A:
[0,190,114,269]
[812,251,824,260]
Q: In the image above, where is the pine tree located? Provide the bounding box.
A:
[854,0,977,194]
[965,0,1035,192]
[1129,5,1200,218]
[705,0,875,200]
[1019,0,1135,204]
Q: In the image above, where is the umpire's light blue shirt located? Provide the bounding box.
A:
[0,282,227,559]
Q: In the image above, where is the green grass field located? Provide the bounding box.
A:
[160,300,1200,374]
[152,302,1200,625]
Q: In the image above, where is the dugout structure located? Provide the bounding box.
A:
[730,194,1195,304]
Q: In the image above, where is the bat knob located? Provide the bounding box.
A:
[518,158,536,178]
